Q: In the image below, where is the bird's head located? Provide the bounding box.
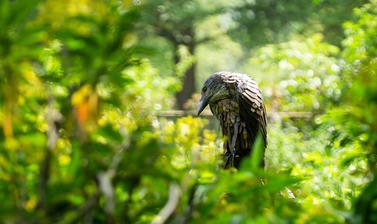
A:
[197,73,231,115]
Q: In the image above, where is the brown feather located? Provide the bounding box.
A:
[201,72,267,168]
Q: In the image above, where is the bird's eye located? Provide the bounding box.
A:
[202,87,207,93]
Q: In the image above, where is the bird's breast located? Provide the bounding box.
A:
[210,99,250,168]
[211,99,240,125]
[210,99,246,140]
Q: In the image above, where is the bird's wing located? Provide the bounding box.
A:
[237,77,268,147]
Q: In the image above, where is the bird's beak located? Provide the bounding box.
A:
[197,95,210,116]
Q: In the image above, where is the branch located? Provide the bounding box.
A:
[154,24,179,44]
[182,184,198,224]
[158,110,316,119]
[195,29,228,45]
[58,128,130,224]
[152,182,181,224]
[97,127,131,223]
[39,95,62,214]
[195,36,214,45]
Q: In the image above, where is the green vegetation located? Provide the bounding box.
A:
[0,0,376,223]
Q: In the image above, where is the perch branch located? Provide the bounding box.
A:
[158,110,315,119]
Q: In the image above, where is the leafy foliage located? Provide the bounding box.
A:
[0,0,376,223]
[248,34,341,113]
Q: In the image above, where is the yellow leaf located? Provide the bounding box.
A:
[71,85,91,106]
[59,154,71,166]
[21,63,41,86]
[25,198,37,211]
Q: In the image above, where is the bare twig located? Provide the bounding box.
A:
[97,127,131,223]
[152,182,181,224]
[58,133,130,224]
[39,96,62,214]
[182,184,198,224]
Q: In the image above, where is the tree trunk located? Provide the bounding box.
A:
[175,42,196,109]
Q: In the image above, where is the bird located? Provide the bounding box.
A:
[197,72,267,169]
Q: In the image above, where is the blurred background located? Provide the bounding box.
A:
[0,0,376,223]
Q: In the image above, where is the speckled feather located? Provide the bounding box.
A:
[203,72,267,168]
